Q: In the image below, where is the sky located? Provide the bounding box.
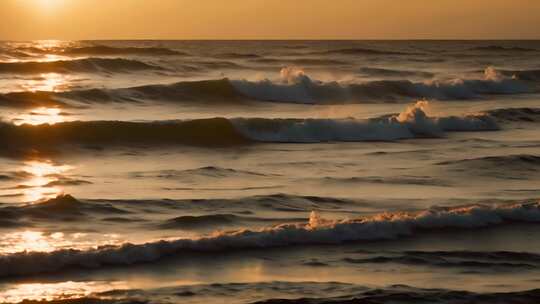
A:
[1,0,539,40]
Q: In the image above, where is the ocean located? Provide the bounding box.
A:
[0,40,539,303]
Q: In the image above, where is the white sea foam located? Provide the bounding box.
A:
[233,101,499,142]
[1,199,538,277]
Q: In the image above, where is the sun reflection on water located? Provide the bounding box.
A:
[0,281,128,303]
[22,72,70,92]
[0,230,124,254]
[19,160,73,202]
[13,107,66,126]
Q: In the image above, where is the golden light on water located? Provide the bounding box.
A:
[20,160,72,202]
[14,107,66,126]
[22,73,70,92]
[0,281,128,303]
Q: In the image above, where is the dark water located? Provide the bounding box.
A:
[0,40,539,303]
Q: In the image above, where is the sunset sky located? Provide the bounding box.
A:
[1,0,540,40]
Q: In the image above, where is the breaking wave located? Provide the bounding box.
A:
[1,198,539,277]
[0,101,499,150]
[0,57,163,74]
[1,67,535,106]
[231,67,532,103]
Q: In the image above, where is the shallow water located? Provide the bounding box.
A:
[0,40,539,303]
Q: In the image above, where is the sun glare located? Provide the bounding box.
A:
[36,0,63,10]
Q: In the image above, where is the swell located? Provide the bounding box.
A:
[0,117,251,149]
[1,199,539,277]
[0,57,163,74]
[343,250,540,269]
[1,67,536,107]
[0,102,499,150]
[11,44,184,56]
[487,107,540,123]
[252,287,540,304]
[438,154,540,168]
[9,284,540,304]
[309,47,417,56]
[469,45,538,52]
[230,67,534,103]
[60,45,185,56]
[55,78,245,104]
[159,213,298,230]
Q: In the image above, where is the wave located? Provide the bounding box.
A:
[58,78,244,104]
[234,101,499,142]
[487,107,540,123]
[159,213,298,230]
[310,47,416,56]
[0,101,500,150]
[0,198,539,277]
[231,67,532,103]
[0,195,128,224]
[132,166,269,179]
[215,52,261,59]
[0,91,70,108]
[60,45,184,56]
[469,45,538,52]
[1,67,532,107]
[252,286,540,304]
[12,283,540,304]
[500,69,540,81]
[343,250,540,269]
[251,57,348,66]
[0,117,251,149]
[358,67,434,78]
[0,57,163,74]
[438,154,540,168]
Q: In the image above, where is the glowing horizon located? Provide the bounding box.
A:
[1,0,540,40]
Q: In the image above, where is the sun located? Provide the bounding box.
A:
[35,0,63,11]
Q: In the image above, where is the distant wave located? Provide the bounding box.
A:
[231,67,532,103]
[1,67,534,107]
[1,197,539,277]
[0,57,163,74]
[251,57,348,66]
[132,166,269,179]
[215,52,261,59]
[310,47,417,56]
[60,45,185,56]
[11,44,184,56]
[469,45,538,52]
[0,101,500,150]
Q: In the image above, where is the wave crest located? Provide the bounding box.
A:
[0,58,162,74]
[0,198,539,277]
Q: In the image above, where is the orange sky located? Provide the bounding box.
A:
[1,0,539,40]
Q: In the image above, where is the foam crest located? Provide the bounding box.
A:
[0,199,538,277]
